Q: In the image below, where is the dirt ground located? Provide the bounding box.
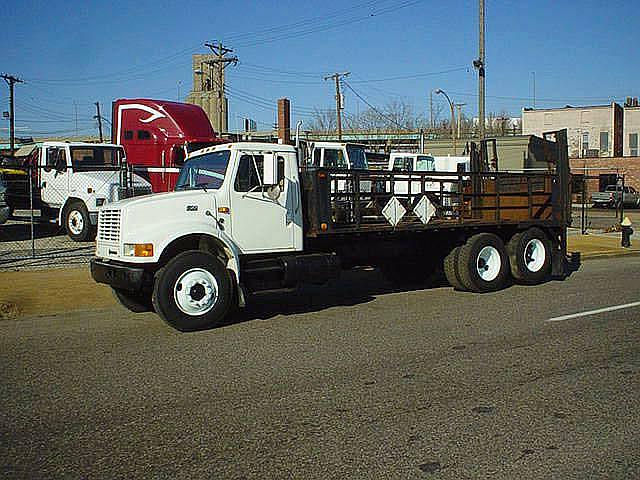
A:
[0,267,112,318]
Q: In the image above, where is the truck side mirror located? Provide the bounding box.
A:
[262,153,278,186]
[171,146,186,166]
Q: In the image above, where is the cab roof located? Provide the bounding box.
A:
[189,142,297,158]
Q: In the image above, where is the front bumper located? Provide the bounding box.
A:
[90,258,146,292]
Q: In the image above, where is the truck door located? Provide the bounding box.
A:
[40,146,70,209]
[229,151,298,253]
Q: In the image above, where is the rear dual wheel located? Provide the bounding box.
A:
[507,227,551,284]
[446,228,551,292]
[457,233,510,293]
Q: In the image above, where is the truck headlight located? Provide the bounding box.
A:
[123,243,154,257]
[0,192,5,202]
[96,198,106,207]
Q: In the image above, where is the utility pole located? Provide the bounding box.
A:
[473,0,486,140]
[1,74,24,155]
[324,72,349,140]
[204,41,238,134]
[94,102,103,142]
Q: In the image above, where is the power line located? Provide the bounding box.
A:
[342,80,405,129]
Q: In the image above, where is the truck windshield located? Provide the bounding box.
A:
[346,145,368,169]
[175,150,230,191]
[70,147,124,171]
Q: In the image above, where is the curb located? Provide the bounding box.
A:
[573,249,640,260]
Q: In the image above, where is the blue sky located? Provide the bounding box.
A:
[1,0,638,138]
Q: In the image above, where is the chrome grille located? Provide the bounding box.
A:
[98,209,121,243]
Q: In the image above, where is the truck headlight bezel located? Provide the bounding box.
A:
[123,243,154,257]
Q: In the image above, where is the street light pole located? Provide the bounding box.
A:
[455,103,466,139]
[435,89,456,155]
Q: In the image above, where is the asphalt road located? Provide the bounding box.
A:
[1,257,639,479]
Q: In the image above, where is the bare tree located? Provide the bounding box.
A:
[308,108,336,133]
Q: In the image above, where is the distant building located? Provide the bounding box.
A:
[522,103,623,158]
[185,54,228,133]
[623,99,640,157]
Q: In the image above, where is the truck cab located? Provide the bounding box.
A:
[387,152,469,203]
[112,99,225,193]
[307,141,371,193]
[23,142,151,241]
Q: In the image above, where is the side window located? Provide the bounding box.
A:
[235,154,264,192]
[312,148,321,166]
[392,157,412,171]
[137,130,151,140]
[277,155,285,188]
[45,148,58,171]
[124,130,134,140]
[44,147,65,171]
[234,154,285,192]
[324,149,347,168]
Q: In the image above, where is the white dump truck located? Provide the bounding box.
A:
[6,142,151,241]
[91,131,571,332]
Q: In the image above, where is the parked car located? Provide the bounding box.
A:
[591,185,640,208]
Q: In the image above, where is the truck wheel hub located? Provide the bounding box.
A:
[476,246,500,281]
[68,211,84,234]
[174,268,218,315]
[524,238,545,272]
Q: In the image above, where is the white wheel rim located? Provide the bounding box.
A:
[173,268,219,316]
[524,238,545,272]
[476,246,501,282]
[68,210,84,235]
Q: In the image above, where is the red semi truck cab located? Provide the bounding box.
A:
[112,99,225,192]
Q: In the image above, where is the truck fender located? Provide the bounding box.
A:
[155,231,244,307]
[58,197,87,225]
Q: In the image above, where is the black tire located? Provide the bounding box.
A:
[112,288,153,313]
[444,246,466,291]
[457,233,510,293]
[64,201,95,242]
[507,228,552,284]
[152,250,233,332]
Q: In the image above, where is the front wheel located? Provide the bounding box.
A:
[64,202,95,241]
[152,250,233,332]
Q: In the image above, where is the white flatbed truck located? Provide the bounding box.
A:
[91,130,571,331]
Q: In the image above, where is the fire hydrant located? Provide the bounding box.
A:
[621,217,633,248]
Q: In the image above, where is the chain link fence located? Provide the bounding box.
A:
[571,170,638,234]
[0,163,150,269]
